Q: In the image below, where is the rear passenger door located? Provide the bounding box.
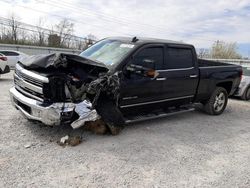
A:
[160,45,199,102]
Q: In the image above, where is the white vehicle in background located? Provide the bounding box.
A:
[0,50,28,69]
[234,67,250,100]
[0,53,10,76]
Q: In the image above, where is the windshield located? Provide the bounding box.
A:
[80,39,135,66]
[243,67,250,76]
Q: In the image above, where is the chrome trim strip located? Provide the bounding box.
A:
[157,67,194,72]
[156,77,166,81]
[14,73,43,94]
[15,85,44,102]
[190,75,198,78]
[199,65,238,69]
[122,96,138,100]
[120,95,194,108]
[16,63,49,83]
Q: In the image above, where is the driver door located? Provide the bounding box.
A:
[119,44,166,108]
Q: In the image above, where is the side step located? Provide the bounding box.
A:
[124,106,195,124]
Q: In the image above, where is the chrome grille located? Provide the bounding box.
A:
[15,69,43,87]
[14,64,49,101]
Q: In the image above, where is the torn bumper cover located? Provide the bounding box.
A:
[10,87,98,127]
[71,100,99,129]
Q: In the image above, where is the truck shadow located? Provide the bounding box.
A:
[21,102,247,148]
[230,96,250,103]
[22,108,203,143]
[24,119,113,146]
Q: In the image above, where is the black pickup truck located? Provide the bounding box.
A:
[10,37,242,133]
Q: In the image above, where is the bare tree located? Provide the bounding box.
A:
[0,14,88,49]
[36,17,46,46]
[19,29,28,45]
[54,19,74,47]
[211,40,242,59]
[197,48,210,58]
[74,37,87,50]
[0,25,11,43]
[86,34,97,46]
[8,13,21,44]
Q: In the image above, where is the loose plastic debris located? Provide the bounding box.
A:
[58,135,83,147]
[71,100,100,129]
[24,143,32,148]
[60,135,69,144]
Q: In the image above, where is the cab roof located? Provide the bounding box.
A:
[105,36,193,47]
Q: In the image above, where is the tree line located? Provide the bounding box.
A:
[198,40,243,59]
[0,14,97,50]
[0,14,245,58]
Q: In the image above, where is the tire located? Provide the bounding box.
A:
[204,87,228,115]
[242,86,250,101]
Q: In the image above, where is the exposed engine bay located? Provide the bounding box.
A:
[17,53,124,134]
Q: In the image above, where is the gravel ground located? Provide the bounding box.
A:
[1,71,250,188]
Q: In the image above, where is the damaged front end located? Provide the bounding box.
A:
[10,53,123,132]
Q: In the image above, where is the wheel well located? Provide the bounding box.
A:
[216,82,232,94]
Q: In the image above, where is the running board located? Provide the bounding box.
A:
[124,107,195,124]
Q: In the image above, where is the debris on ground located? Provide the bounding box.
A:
[57,135,83,147]
[68,136,82,146]
[24,143,32,148]
[58,117,122,147]
[84,119,108,135]
[59,135,69,144]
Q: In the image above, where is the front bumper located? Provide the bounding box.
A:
[9,87,75,126]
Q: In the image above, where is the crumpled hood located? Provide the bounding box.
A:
[18,53,108,71]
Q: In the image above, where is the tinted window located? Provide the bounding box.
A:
[167,48,193,69]
[0,51,19,56]
[131,47,164,69]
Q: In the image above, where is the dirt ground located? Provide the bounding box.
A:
[1,71,250,188]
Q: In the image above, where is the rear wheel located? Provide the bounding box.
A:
[242,86,250,101]
[204,87,228,115]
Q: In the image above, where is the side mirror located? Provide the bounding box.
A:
[125,64,159,79]
[145,69,159,79]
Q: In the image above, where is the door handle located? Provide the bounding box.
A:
[190,75,198,78]
[156,77,166,81]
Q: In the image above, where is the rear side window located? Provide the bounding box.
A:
[0,51,19,56]
[166,47,193,69]
[131,47,164,70]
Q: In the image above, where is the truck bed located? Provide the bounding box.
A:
[198,59,233,67]
[195,59,242,102]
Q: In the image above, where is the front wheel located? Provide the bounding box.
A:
[204,87,228,115]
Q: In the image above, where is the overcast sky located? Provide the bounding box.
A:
[0,0,250,57]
